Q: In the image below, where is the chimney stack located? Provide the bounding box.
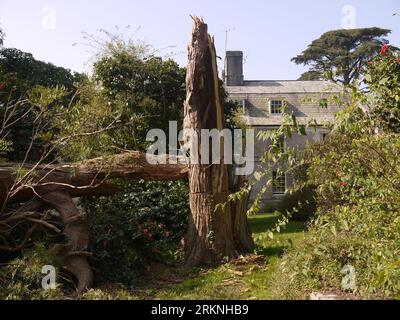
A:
[224,51,244,86]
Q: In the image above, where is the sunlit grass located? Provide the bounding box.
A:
[134,213,307,300]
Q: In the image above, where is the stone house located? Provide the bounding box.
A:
[224,51,342,207]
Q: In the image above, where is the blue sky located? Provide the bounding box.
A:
[0,0,399,79]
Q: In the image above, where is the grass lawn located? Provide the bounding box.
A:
[131,213,307,300]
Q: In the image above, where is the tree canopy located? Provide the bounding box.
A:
[0,48,82,95]
[292,27,393,85]
[297,70,323,81]
[93,46,186,150]
[0,48,84,161]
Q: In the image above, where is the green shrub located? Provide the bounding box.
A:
[275,202,400,299]
[274,131,400,298]
[270,46,400,299]
[81,179,189,287]
[277,185,316,222]
[0,244,64,300]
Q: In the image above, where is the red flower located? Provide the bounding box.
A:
[0,83,5,90]
[368,61,373,65]
[340,181,348,187]
[143,228,149,235]
[381,44,389,54]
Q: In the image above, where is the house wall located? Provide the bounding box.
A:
[230,92,341,121]
[249,127,328,210]
[227,91,337,210]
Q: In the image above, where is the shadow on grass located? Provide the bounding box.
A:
[249,213,305,235]
[257,245,286,257]
[248,213,306,258]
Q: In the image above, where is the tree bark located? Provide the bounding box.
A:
[0,151,188,205]
[183,17,254,267]
[41,191,93,293]
[231,175,255,252]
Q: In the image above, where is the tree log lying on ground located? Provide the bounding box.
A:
[0,151,189,204]
[0,151,188,293]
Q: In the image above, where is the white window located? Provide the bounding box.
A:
[270,100,283,114]
[234,99,246,111]
[272,171,286,194]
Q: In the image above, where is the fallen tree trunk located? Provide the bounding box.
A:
[0,151,188,205]
[0,151,188,293]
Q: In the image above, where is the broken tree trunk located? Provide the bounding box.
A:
[231,175,255,252]
[183,17,254,267]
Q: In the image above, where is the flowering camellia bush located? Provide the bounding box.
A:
[366,44,400,132]
[270,44,400,299]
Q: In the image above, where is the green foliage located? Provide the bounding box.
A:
[0,244,64,300]
[0,47,83,162]
[0,48,82,97]
[81,180,189,287]
[55,34,187,160]
[0,85,69,162]
[52,80,125,161]
[297,70,323,81]
[292,28,393,85]
[273,46,400,299]
[364,45,400,132]
[277,184,316,222]
[81,288,138,300]
[91,35,186,151]
[0,138,12,160]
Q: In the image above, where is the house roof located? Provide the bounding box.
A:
[226,80,342,94]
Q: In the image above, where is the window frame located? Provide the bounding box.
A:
[269,99,283,115]
[272,170,286,195]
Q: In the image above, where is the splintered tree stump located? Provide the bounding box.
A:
[183,17,254,267]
